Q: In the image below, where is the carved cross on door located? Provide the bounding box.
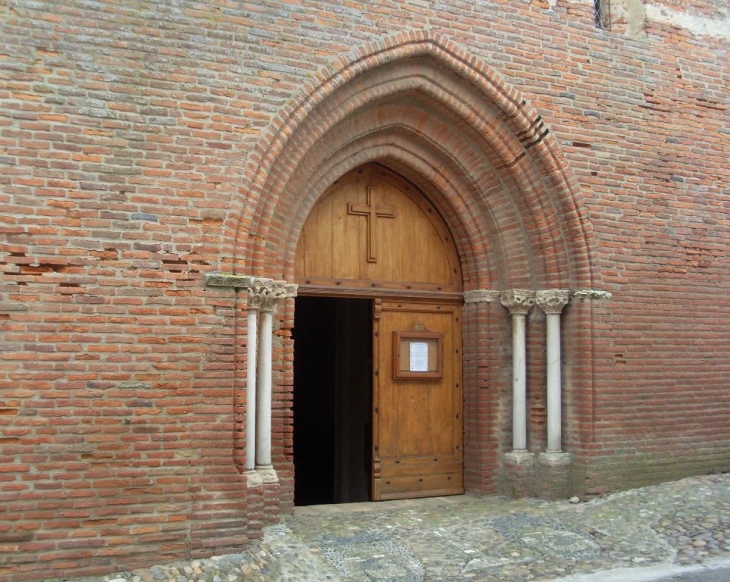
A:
[348,185,397,263]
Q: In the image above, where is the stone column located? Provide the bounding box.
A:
[254,281,297,484]
[500,289,536,452]
[536,290,571,453]
[245,286,262,483]
[202,273,297,487]
[535,289,573,499]
[256,293,275,478]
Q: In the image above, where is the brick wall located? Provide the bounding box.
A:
[1,0,728,579]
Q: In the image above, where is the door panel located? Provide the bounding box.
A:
[295,164,462,293]
[372,300,463,500]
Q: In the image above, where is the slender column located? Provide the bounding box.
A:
[500,290,536,451]
[536,290,571,453]
[245,291,261,473]
[253,281,297,483]
[256,302,274,469]
[202,273,297,486]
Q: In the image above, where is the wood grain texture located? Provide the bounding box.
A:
[372,300,463,500]
[295,164,462,292]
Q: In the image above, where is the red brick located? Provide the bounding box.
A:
[1,1,728,580]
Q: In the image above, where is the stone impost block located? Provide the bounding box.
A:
[572,289,613,301]
[463,289,502,303]
[204,273,259,289]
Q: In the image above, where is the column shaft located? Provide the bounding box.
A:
[501,290,535,453]
[546,312,562,452]
[536,289,570,454]
[256,309,273,468]
[512,313,527,451]
[246,308,258,472]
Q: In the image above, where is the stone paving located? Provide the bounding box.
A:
[55,473,730,582]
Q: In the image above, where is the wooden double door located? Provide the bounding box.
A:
[294,164,463,503]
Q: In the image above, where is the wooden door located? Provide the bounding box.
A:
[295,164,462,296]
[372,299,463,500]
[294,163,465,501]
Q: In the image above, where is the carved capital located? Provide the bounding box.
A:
[536,289,571,315]
[500,289,536,316]
[463,289,502,304]
[246,279,275,311]
[247,280,298,312]
[205,273,297,310]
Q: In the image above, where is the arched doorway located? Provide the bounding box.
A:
[228,33,596,525]
[293,164,464,504]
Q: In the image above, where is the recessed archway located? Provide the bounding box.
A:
[232,32,594,291]
[227,31,597,512]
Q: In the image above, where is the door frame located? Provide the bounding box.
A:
[294,288,464,502]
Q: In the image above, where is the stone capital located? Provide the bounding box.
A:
[500,289,536,316]
[248,280,298,312]
[536,289,571,315]
[246,279,274,311]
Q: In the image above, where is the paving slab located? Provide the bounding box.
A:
[53,473,730,582]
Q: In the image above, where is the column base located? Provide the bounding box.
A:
[500,450,536,498]
[536,451,572,500]
[255,465,279,484]
[246,469,263,488]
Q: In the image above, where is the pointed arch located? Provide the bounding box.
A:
[224,32,601,504]
[230,31,596,292]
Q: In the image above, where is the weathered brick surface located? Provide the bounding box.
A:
[1,0,728,579]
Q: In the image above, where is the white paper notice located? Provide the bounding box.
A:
[409,341,429,372]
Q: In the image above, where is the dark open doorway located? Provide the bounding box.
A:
[293,297,373,506]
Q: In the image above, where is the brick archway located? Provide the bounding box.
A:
[232,31,594,291]
[229,32,598,511]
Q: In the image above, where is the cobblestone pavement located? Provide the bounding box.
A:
[56,473,730,582]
